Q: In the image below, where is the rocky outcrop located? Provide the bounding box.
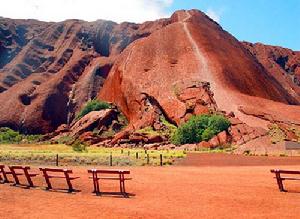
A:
[100,9,300,134]
[69,109,117,137]
[0,17,169,133]
[243,42,300,92]
[0,9,300,149]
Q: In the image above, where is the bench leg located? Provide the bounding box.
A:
[2,172,9,183]
[119,173,127,197]
[10,169,20,186]
[0,167,9,183]
[64,173,74,193]
[95,172,101,195]
[24,169,34,187]
[275,172,286,192]
[119,173,123,194]
[43,172,52,190]
[92,172,97,193]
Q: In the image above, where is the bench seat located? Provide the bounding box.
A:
[44,175,80,180]
[88,169,131,197]
[39,167,79,192]
[271,169,300,192]
[88,176,132,180]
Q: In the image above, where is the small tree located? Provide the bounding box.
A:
[77,99,111,119]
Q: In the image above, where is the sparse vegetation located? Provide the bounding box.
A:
[136,126,159,136]
[71,140,87,152]
[56,135,75,144]
[160,116,177,137]
[171,114,230,145]
[0,144,186,166]
[268,124,286,144]
[76,99,111,119]
[135,116,177,138]
[0,127,42,144]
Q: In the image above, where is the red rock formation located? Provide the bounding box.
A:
[0,17,168,133]
[0,9,300,139]
[243,42,300,92]
[100,10,300,133]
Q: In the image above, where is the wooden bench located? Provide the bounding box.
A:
[270,169,300,192]
[39,168,79,192]
[88,169,131,197]
[8,165,38,187]
[0,165,13,183]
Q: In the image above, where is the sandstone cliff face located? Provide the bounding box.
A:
[0,17,168,133]
[99,10,300,131]
[0,10,299,135]
[243,42,300,96]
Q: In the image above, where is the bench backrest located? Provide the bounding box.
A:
[9,166,31,170]
[39,168,73,173]
[88,169,130,174]
[271,169,300,175]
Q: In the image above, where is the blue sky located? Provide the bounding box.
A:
[0,0,299,50]
[167,0,300,51]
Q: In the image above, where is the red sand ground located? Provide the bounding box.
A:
[1,154,300,219]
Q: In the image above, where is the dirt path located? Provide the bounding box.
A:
[181,11,212,83]
[178,153,300,166]
[1,157,300,218]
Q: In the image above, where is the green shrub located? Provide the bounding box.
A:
[77,99,111,119]
[160,116,177,137]
[0,127,42,144]
[0,127,22,143]
[201,127,215,141]
[171,114,230,145]
[71,140,87,152]
[208,115,231,133]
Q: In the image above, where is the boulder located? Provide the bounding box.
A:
[128,133,146,143]
[197,141,211,148]
[217,131,229,145]
[55,124,69,134]
[110,130,131,145]
[208,136,220,148]
[144,143,160,150]
[146,135,165,144]
[70,109,117,137]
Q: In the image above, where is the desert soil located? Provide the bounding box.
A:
[1,153,300,219]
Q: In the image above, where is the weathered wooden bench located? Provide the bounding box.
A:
[270,169,300,192]
[8,165,39,187]
[39,168,79,192]
[88,169,131,197]
[0,165,13,183]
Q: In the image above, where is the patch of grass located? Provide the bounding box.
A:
[117,113,128,127]
[99,129,116,138]
[135,116,177,138]
[136,126,159,136]
[172,84,181,97]
[76,99,111,119]
[160,116,177,137]
[290,125,300,142]
[268,124,286,144]
[56,135,75,144]
[0,144,186,166]
[71,140,87,152]
[0,127,42,144]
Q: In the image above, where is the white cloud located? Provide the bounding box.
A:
[0,0,173,23]
[205,9,221,23]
